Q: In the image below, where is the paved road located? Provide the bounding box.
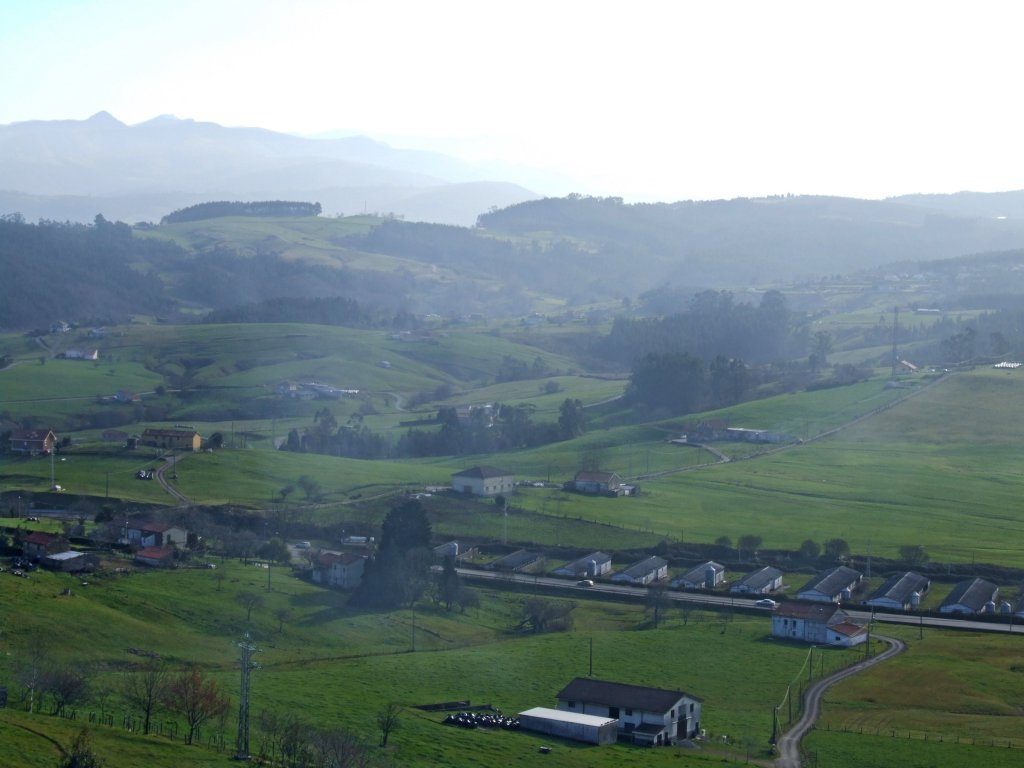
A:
[457,569,1021,635]
[774,635,905,768]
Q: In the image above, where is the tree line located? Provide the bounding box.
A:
[160,200,322,224]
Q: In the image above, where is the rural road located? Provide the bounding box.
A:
[774,634,905,768]
[153,454,189,504]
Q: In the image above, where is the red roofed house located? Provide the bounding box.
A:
[22,531,70,560]
[771,603,867,647]
[122,520,189,549]
[312,552,366,589]
[134,547,176,568]
[10,429,57,455]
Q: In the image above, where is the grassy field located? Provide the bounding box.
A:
[2,557,1020,767]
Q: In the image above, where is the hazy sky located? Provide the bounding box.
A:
[3,0,1023,202]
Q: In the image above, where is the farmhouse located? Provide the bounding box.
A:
[771,603,868,647]
[556,677,702,746]
[864,572,930,611]
[450,466,515,496]
[611,556,668,585]
[729,566,783,595]
[571,470,622,496]
[22,531,69,560]
[671,561,726,591]
[9,428,57,455]
[797,566,862,603]
[63,348,99,360]
[141,428,201,452]
[311,552,366,589]
[939,578,999,615]
[552,552,613,579]
[121,520,189,549]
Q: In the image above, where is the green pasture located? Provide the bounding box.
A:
[0,560,857,767]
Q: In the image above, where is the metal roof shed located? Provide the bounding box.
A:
[518,707,618,745]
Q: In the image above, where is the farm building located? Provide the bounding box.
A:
[552,552,613,579]
[771,603,868,647]
[312,552,366,589]
[671,561,726,590]
[730,566,783,595]
[22,531,69,560]
[939,578,999,615]
[797,566,862,603]
[556,677,702,746]
[141,428,201,452]
[517,707,618,745]
[486,549,545,573]
[121,520,189,549]
[611,556,668,585]
[134,547,175,567]
[450,466,515,496]
[864,572,930,611]
[9,428,57,455]
[41,551,97,573]
[571,470,623,496]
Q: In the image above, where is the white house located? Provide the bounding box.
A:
[611,556,668,586]
[797,566,862,603]
[312,552,366,589]
[771,603,868,647]
[671,561,726,590]
[730,566,784,595]
[450,466,515,496]
[556,677,702,746]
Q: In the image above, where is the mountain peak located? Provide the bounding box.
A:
[86,111,125,127]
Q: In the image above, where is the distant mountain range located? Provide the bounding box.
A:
[0,112,540,226]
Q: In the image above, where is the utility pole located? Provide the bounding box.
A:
[235,633,258,760]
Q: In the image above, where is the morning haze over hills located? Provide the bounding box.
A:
[6,109,1024,768]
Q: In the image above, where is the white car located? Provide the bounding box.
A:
[755,598,778,609]
[576,579,595,588]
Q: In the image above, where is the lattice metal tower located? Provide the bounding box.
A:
[235,633,258,760]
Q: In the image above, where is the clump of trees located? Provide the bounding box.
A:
[352,499,433,609]
[161,200,321,224]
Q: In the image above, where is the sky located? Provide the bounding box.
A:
[2,0,1024,202]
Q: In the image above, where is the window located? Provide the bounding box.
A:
[625,708,632,716]
[689,703,694,713]
[567,701,575,708]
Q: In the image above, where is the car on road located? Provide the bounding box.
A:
[755,598,778,609]
[575,579,595,588]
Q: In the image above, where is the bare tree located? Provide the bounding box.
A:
[47,665,89,717]
[235,591,264,623]
[273,607,293,633]
[165,663,231,745]
[15,632,49,713]
[644,583,671,628]
[122,660,168,735]
[377,702,402,747]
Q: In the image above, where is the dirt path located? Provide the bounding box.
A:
[774,635,905,767]
[153,454,189,505]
